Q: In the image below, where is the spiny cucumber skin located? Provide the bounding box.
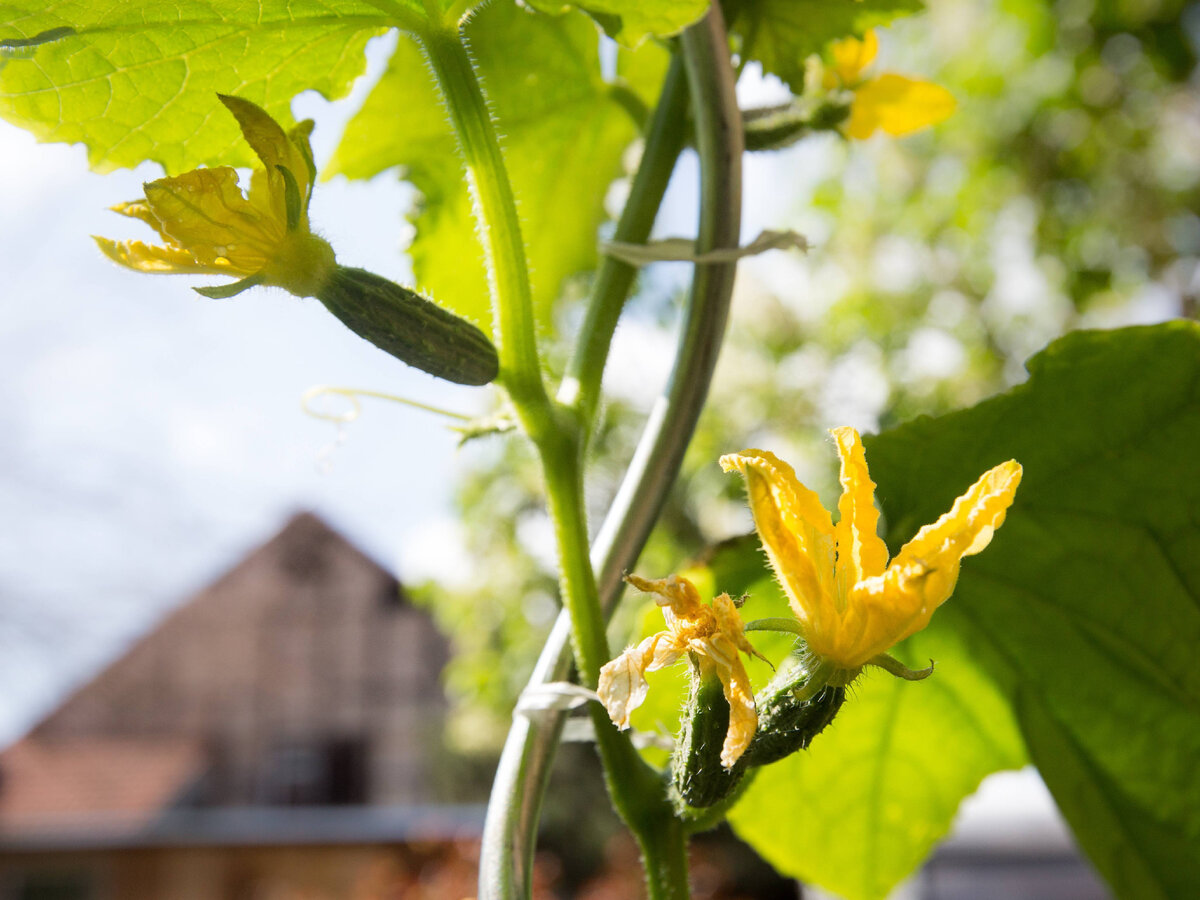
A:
[317,266,499,386]
[740,685,846,768]
[743,101,849,152]
[672,674,744,811]
[671,676,846,813]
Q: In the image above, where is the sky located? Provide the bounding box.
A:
[0,34,486,742]
[0,32,829,744]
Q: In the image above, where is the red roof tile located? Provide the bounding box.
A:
[0,736,205,833]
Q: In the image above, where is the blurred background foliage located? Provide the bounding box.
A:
[418,0,1199,752]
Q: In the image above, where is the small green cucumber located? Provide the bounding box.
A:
[317,266,499,386]
[743,100,850,152]
[672,671,745,812]
[671,664,847,813]
[739,682,845,768]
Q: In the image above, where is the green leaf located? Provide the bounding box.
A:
[864,321,1200,900]
[0,1,392,173]
[731,0,923,92]
[660,324,1200,899]
[521,0,708,45]
[328,3,667,333]
[728,624,1025,900]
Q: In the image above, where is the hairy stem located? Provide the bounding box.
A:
[416,24,553,439]
[539,432,609,688]
[640,811,692,900]
[478,5,744,897]
[541,353,678,897]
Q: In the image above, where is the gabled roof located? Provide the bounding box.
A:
[0,512,448,843]
[21,510,407,744]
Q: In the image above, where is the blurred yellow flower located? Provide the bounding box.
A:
[599,574,766,769]
[95,95,335,299]
[824,29,956,140]
[722,428,1020,680]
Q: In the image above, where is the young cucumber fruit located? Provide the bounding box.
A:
[317,266,499,386]
[672,668,846,813]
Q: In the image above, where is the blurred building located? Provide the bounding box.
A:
[0,513,484,899]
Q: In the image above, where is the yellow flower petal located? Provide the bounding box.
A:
[625,572,705,622]
[597,635,658,730]
[844,459,1022,665]
[93,236,228,275]
[603,576,763,765]
[710,651,756,767]
[721,669,756,767]
[143,167,278,272]
[644,631,688,674]
[710,592,770,666]
[720,450,837,641]
[218,96,313,190]
[219,94,315,227]
[846,74,957,140]
[110,199,173,243]
[708,593,761,767]
[888,458,1022,597]
[831,426,889,602]
[829,29,879,86]
[288,119,318,187]
[727,437,1020,675]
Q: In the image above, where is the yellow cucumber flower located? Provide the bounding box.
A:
[598,574,767,769]
[824,29,956,140]
[721,428,1021,682]
[92,95,499,386]
[95,94,335,299]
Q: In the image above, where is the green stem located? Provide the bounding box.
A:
[559,54,690,434]
[478,7,743,900]
[544,358,682,899]
[472,3,742,896]
[744,616,806,635]
[638,810,692,900]
[415,24,553,439]
[540,434,608,686]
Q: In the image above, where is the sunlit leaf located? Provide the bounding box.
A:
[731,0,923,92]
[328,2,667,333]
[863,321,1200,900]
[522,0,708,45]
[0,0,398,172]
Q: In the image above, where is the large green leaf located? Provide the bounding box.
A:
[522,0,708,45]
[655,323,1199,898]
[863,322,1200,900]
[731,0,923,93]
[0,0,401,172]
[328,2,666,333]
